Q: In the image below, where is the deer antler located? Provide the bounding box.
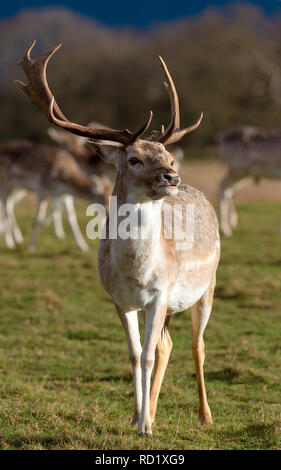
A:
[15,41,153,146]
[150,56,203,145]
[15,40,67,121]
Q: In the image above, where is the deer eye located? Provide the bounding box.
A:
[171,160,175,166]
[129,157,141,166]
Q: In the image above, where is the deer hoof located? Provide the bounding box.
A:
[138,430,152,437]
[138,418,152,436]
[199,411,213,425]
[131,414,139,427]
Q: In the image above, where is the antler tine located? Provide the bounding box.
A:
[166,112,204,145]
[157,113,177,144]
[15,40,67,122]
[150,56,203,145]
[16,41,153,146]
[148,56,179,144]
[159,56,180,130]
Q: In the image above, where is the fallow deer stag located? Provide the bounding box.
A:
[16,41,220,436]
[0,139,108,251]
[216,126,281,237]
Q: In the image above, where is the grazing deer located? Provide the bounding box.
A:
[1,129,113,251]
[46,125,115,247]
[216,126,281,237]
[16,41,220,436]
[0,139,109,251]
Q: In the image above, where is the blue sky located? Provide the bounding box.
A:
[0,1,281,26]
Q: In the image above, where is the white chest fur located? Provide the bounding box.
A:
[108,199,165,311]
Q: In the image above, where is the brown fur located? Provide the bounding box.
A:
[0,140,104,202]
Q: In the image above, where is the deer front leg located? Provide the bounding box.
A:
[150,316,173,424]
[227,192,238,229]
[139,303,167,437]
[116,306,143,426]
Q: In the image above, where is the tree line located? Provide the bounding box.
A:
[1,3,281,150]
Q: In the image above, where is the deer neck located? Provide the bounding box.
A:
[111,173,163,280]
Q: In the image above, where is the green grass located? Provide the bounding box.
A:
[0,201,280,449]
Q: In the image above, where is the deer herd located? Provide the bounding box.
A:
[0,39,278,437]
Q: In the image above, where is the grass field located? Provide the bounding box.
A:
[0,196,280,449]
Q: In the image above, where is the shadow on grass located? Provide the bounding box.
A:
[198,367,267,384]
[67,331,102,341]
[238,302,274,310]
[243,258,281,267]
[215,287,246,301]
[23,250,73,258]
[0,433,91,449]
[97,372,132,384]
[221,421,279,449]
[1,435,63,449]
[204,367,240,382]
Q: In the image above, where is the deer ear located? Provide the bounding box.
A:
[47,127,67,144]
[87,141,125,168]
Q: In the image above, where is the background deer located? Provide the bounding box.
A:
[0,128,114,251]
[0,139,110,251]
[216,126,281,237]
[17,41,220,436]
[46,124,115,247]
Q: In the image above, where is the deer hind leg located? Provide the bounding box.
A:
[219,174,251,237]
[229,176,252,229]
[29,194,48,252]
[116,306,143,426]
[149,315,173,424]
[63,195,89,252]
[227,192,238,229]
[191,275,216,425]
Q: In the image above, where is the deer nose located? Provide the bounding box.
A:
[162,173,181,186]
